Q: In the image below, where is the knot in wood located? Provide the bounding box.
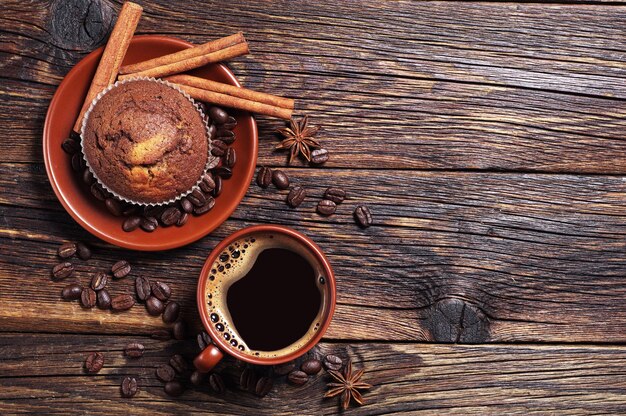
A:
[426,298,489,343]
[49,0,114,50]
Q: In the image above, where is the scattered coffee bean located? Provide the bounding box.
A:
[62,138,80,154]
[324,354,343,371]
[57,242,77,259]
[209,373,226,393]
[71,152,83,172]
[324,187,346,204]
[90,183,106,201]
[80,288,96,308]
[173,321,186,340]
[111,294,135,311]
[123,205,138,216]
[214,166,232,179]
[151,281,171,301]
[197,331,212,350]
[209,106,228,124]
[180,197,193,213]
[85,352,104,373]
[212,176,223,196]
[52,262,74,279]
[240,368,257,392]
[135,276,151,301]
[169,354,187,374]
[216,128,235,144]
[193,197,215,215]
[176,212,189,227]
[287,186,306,208]
[301,358,322,375]
[190,370,205,386]
[287,370,308,386]
[144,205,164,218]
[124,342,145,358]
[70,130,80,141]
[200,173,216,192]
[121,376,138,398]
[75,242,92,260]
[146,296,164,316]
[188,189,206,207]
[210,140,228,157]
[310,148,329,165]
[224,147,236,168]
[123,216,142,232]
[354,205,373,228]
[111,260,131,279]
[151,329,171,341]
[317,199,337,216]
[256,167,272,188]
[255,377,273,397]
[273,361,295,376]
[90,272,108,291]
[105,198,123,216]
[97,289,111,309]
[156,364,176,382]
[207,123,216,140]
[272,170,289,189]
[82,168,94,185]
[140,216,158,232]
[222,116,237,130]
[164,380,184,397]
[160,207,181,226]
[61,284,82,300]
[162,302,180,324]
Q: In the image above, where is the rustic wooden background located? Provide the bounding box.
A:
[2,0,626,414]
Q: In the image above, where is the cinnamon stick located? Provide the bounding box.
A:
[119,32,246,75]
[174,84,293,120]
[73,2,142,133]
[117,42,249,81]
[165,75,294,110]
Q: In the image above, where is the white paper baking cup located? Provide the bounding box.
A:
[80,77,219,206]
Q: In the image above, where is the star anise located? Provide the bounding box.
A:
[275,116,321,164]
[324,360,372,410]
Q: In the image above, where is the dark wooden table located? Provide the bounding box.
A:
[2,0,626,414]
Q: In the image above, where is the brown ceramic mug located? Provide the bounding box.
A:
[194,224,336,371]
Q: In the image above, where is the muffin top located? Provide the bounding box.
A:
[82,80,208,204]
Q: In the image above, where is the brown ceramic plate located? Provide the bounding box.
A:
[43,35,258,251]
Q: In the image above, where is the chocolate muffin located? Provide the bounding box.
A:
[82,80,208,204]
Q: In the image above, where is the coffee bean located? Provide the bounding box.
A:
[62,138,80,154]
[287,370,308,386]
[90,183,106,201]
[210,140,228,157]
[111,294,135,311]
[121,376,138,398]
[273,361,295,376]
[135,276,151,301]
[180,197,193,213]
[162,302,180,324]
[197,331,212,350]
[200,173,216,192]
[82,168,94,185]
[310,148,329,165]
[97,289,111,309]
[145,296,164,316]
[173,321,186,340]
[143,205,164,218]
[156,364,176,382]
[324,187,346,204]
[216,128,235,144]
[123,205,139,216]
[272,170,289,189]
[240,368,257,392]
[323,354,343,371]
[160,207,181,226]
[164,380,184,397]
[301,359,322,375]
[209,373,226,393]
[255,377,273,397]
[104,198,123,216]
[176,212,189,227]
[90,272,108,291]
[188,189,206,207]
[122,216,141,232]
[190,370,205,386]
[209,106,228,124]
[214,166,232,179]
[193,197,215,215]
[151,281,171,301]
[317,199,337,216]
[151,329,171,341]
[75,242,92,260]
[169,354,187,374]
[212,176,223,197]
[124,342,145,358]
[222,116,237,130]
[111,260,131,279]
[71,152,83,172]
[140,216,158,232]
[85,352,104,373]
[256,167,272,188]
[354,205,373,228]
[224,148,236,168]
[61,284,82,300]
[70,130,80,141]
[52,262,74,279]
[287,186,306,208]
[57,242,76,259]
[207,123,216,140]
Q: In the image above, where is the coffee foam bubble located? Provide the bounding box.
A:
[204,232,327,359]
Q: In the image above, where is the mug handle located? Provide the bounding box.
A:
[193,344,223,373]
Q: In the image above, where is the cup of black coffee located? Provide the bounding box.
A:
[194,224,336,371]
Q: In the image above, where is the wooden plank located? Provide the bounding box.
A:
[2,333,626,415]
[2,163,626,342]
